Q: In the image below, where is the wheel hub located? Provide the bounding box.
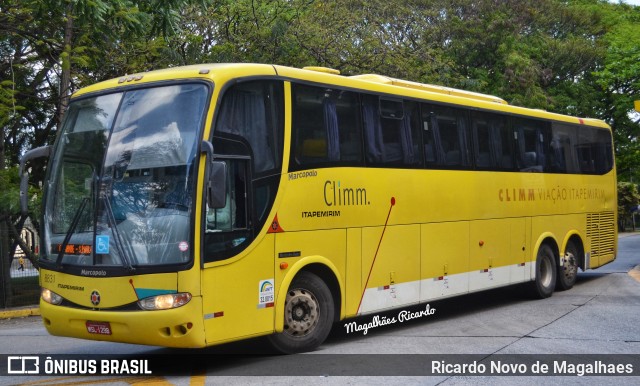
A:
[284,288,319,336]
[562,252,577,279]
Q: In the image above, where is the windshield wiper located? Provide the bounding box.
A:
[56,197,89,268]
[101,196,135,271]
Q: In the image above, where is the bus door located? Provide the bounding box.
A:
[200,157,275,344]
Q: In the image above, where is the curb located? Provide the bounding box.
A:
[0,307,40,319]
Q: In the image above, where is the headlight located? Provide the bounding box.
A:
[138,293,192,310]
[41,288,63,305]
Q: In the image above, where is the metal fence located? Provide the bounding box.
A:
[1,251,40,309]
[0,218,41,308]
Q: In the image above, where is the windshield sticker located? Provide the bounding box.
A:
[95,235,110,254]
[178,241,189,252]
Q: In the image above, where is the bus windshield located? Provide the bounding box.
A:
[43,83,208,270]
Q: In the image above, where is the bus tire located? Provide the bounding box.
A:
[268,271,334,354]
[556,241,578,291]
[528,243,556,299]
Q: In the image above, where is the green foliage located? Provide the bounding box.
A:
[0,167,41,220]
[1,0,640,209]
[0,167,20,215]
[590,2,640,183]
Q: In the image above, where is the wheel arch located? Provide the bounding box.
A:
[532,233,560,277]
[274,256,344,333]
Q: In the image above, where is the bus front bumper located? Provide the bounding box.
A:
[39,297,206,348]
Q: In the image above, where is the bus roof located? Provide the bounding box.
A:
[349,73,508,105]
[72,63,610,130]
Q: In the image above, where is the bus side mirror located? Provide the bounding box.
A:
[207,161,227,209]
[19,146,51,215]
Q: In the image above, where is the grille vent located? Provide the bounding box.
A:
[586,211,615,259]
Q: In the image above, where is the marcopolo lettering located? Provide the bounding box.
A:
[81,269,107,277]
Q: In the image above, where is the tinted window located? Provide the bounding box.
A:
[421,104,470,168]
[471,111,513,170]
[549,123,577,173]
[577,126,614,174]
[514,118,550,172]
[286,83,613,176]
[363,95,420,166]
[216,81,284,175]
[291,84,362,169]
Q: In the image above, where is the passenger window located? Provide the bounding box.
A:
[577,127,613,174]
[362,95,419,166]
[421,104,470,168]
[403,101,422,167]
[471,112,512,170]
[291,84,362,169]
[548,123,576,173]
[514,118,550,172]
[216,81,283,175]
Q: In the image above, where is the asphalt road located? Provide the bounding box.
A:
[1,234,639,385]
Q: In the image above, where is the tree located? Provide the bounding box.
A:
[590,2,640,183]
[1,0,213,167]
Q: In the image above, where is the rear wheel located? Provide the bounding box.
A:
[528,243,556,299]
[268,271,334,354]
[556,241,578,291]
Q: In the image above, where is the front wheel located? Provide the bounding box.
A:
[556,241,579,291]
[528,244,557,299]
[268,271,335,354]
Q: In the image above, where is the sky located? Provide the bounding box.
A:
[616,0,640,5]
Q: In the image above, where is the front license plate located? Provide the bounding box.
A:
[86,321,112,335]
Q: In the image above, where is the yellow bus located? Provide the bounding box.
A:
[21,63,617,353]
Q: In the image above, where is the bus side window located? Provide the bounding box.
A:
[549,123,578,173]
[362,95,419,166]
[421,104,469,168]
[293,85,329,165]
[471,111,512,170]
[204,159,251,260]
[215,81,283,176]
[336,91,362,163]
[514,118,550,172]
[403,101,422,167]
[577,127,614,174]
[291,85,363,170]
